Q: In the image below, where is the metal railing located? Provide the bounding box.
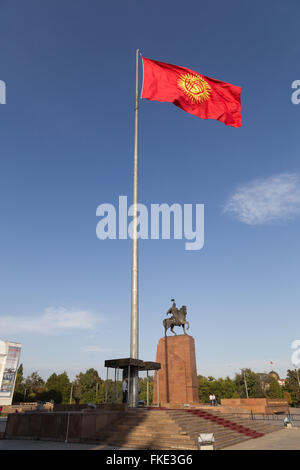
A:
[220,411,300,424]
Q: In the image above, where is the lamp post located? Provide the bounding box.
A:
[96,382,99,402]
[69,382,74,405]
[241,369,249,399]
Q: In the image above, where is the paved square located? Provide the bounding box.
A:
[225,428,300,450]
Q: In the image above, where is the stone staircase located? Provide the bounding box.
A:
[86,408,279,450]
[89,409,197,449]
[197,408,280,435]
[166,409,279,449]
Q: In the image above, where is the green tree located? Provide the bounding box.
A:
[95,379,121,404]
[284,369,300,407]
[219,377,239,399]
[73,368,102,404]
[44,372,71,404]
[283,391,292,405]
[139,376,154,404]
[234,369,265,398]
[198,375,210,403]
[197,375,239,403]
[12,364,25,403]
[24,372,45,401]
[267,377,284,399]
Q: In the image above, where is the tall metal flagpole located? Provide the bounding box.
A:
[129,49,140,407]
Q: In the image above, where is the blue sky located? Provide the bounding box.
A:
[0,0,300,381]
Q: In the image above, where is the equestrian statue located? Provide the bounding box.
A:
[163,299,190,335]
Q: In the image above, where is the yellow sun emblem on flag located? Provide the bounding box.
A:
[178,73,211,103]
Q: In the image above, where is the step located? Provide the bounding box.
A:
[182,427,252,438]
[92,435,197,449]
[167,418,257,434]
[95,430,194,442]
[115,423,176,429]
[100,442,198,450]
[82,437,197,450]
[90,409,269,451]
[93,430,258,450]
[113,421,176,428]
[98,433,194,443]
[93,431,251,450]
[171,413,267,433]
[167,420,249,433]
[97,441,197,450]
[115,420,178,426]
[117,418,175,425]
[167,412,265,445]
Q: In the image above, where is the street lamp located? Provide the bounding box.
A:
[240,369,249,399]
[69,382,74,405]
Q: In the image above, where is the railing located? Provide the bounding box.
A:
[221,411,300,424]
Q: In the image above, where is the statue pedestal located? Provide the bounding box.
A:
[153,335,199,405]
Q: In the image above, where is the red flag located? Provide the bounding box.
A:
[141,57,242,128]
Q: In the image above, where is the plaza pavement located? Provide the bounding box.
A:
[0,439,122,450]
[1,428,300,450]
[225,427,300,450]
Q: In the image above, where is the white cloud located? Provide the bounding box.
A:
[224,173,300,225]
[0,307,100,336]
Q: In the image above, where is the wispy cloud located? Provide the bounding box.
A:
[0,307,100,336]
[224,173,300,225]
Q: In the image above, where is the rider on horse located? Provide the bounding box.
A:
[166,299,179,323]
[164,299,189,335]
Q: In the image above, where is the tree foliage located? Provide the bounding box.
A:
[198,375,239,403]
[13,364,25,402]
[267,377,284,399]
[12,366,294,406]
[283,369,300,407]
[234,369,265,398]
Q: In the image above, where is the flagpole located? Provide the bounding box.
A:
[129,48,140,407]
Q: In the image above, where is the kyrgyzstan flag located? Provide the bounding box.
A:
[141,57,242,128]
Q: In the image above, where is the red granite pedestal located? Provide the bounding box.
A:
[153,335,199,406]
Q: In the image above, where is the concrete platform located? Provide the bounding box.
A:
[225,427,300,450]
[2,428,300,450]
[0,439,122,450]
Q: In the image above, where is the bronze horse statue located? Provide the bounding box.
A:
[163,305,190,335]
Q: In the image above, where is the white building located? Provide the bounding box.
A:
[0,340,22,406]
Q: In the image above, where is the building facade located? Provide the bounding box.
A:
[0,340,22,406]
[269,370,286,387]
